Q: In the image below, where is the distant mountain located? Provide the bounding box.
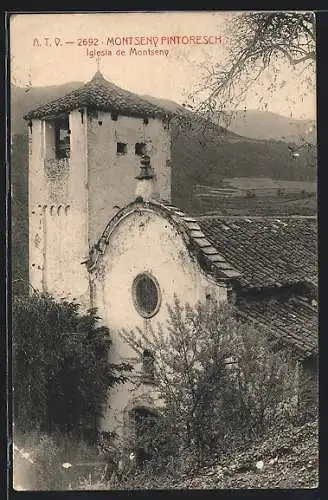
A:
[12,83,316,144]
[227,109,316,145]
[141,96,316,145]
[11,81,84,135]
[141,94,186,114]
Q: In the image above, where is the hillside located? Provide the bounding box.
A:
[169,119,316,213]
[142,95,316,145]
[171,420,319,489]
[14,418,318,490]
[78,420,318,490]
[228,109,316,145]
[11,82,84,135]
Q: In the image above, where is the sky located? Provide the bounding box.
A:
[10,12,316,120]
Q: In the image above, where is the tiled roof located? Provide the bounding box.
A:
[87,199,241,282]
[237,294,318,358]
[24,71,169,120]
[87,201,318,358]
[88,201,317,291]
[197,216,317,290]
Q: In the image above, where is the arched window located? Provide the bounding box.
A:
[142,349,155,383]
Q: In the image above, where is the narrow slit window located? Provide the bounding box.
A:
[142,350,155,383]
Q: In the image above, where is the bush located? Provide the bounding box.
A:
[121,298,299,471]
[13,292,131,443]
[220,322,298,443]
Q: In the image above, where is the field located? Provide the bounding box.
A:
[190,177,317,216]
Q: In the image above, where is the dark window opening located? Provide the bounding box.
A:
[117,142,127,155]
[135,142,146,156]
[54,115,70,159]
[142,350,155,384]
[143,117,149,125]
[132,273,161,318]
[111,113,118,121]
[79,109,84,124]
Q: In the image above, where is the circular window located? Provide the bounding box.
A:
[132,273,161,318]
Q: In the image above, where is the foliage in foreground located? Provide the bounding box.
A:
[193,12,315,125]
[13,297,317,490]
[100,419,318,490]
[13,292,131,443]
[13,418,318,490]
[120,298,299,470]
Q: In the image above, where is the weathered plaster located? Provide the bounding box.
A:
[89,207,228,437]
[28,110,90,305]
[87,112,171,245]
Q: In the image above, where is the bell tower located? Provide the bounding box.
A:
[25,71,172,305]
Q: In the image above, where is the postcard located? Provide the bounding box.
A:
[9,11,318,491]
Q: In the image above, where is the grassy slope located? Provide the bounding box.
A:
[170,120,316,213]
[105,420,318,490]
[175,420,318,489]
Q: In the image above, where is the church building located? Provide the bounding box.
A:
[24,71,318,446]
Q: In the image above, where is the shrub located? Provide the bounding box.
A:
[121,298,299,471]
[220,321,298,443]
[13,292,131,443]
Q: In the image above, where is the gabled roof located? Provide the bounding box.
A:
[87,199,241,282]
[237,294,318,359]
[87,200,318,358]
[197,215,317,290]
[88,200,317,292]
[24,71,170,120]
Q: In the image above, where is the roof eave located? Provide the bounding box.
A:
[24,106,170,121]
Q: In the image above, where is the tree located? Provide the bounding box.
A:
[192,12,315,128]
[13,292,131,443]
[120,298,296,470]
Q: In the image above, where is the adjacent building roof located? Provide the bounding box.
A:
[24,71,170,120]
[88,200,317,292]
[88,200,318,358]
[197,215,317,290]
[237,294,318,359]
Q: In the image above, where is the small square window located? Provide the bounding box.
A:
[135,143,146,156]
[117,142,127,155]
